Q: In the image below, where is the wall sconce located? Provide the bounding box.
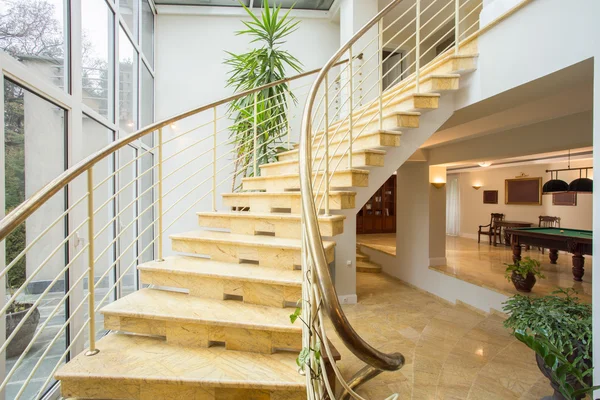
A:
[472,184,482,190]
[429,166,447,189]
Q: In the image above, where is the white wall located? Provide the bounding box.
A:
[156,13,340,134]
[454,160,593,239]
[154,12,340,258]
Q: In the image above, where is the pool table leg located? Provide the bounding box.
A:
[548,249,558,264]
[572,252,584,282]
[511,242,522,264]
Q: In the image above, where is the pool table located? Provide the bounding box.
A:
[505,227,592,282]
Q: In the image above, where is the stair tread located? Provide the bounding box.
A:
[268,148,387,164]
[223,190,356,197]
[242,168,369,181]
[102,288,301,333]
[139,256,302,286]
[357,260,382,270]
[55,333,305,390]
[197,211,344,222]
[170,230,336,251]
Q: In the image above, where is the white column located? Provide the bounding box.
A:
[592,46,600,398]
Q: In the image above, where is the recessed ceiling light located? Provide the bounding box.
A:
[478,161,492,168]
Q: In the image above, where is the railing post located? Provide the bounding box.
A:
[324,74,330,216]
[212,107,217,212]
[157,127,164,262]
[415,0,421,93]
[286,87,292,150]
[378,19,384,131]
[347,46,353,170]
[85,168,99,356]
[253,92,258,177]
[455,0,460,54]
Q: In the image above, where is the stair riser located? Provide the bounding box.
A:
[61,380,306,400]
[140,270,301,307]
[171,237,335,268]
[262,152,384,175]
[242,171,368,191]
[104,315,302,354]
[357,265,382,273]
[222,193,355,213]
[197,215,344,238]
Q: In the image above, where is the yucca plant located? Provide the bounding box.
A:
[225,0,302,190]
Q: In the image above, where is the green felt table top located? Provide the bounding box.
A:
[512,227,592,238]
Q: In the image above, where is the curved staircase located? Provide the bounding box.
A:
[55,47,477,398]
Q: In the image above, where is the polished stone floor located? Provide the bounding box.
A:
[356,233,592,303]
[329,272,553,399]
[357,233,396,256]
[440,236,592,304]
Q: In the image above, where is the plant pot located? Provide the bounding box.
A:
[6,303,40,358]
[511,271,536,292]
[535,348,592,400]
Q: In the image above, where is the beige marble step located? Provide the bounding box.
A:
[55,333,306,400]
[266,149,385,173]
[242,168,369,191]
[139,256,301,307]
[356,260,382,273]
[170,230,335,268]
[428,53,478,75]
[356,252,369,262]
[197,211,345,238]
[102,288,302,354]
[308,111,420,145]
[222,190,356,213]
[301,129,402,153]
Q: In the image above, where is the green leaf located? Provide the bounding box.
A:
[296,347,310,369]
[289,307,301,324]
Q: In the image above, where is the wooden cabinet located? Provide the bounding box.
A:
[356,175,396,234]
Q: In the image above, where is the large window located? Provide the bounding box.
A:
[0,0,156,397]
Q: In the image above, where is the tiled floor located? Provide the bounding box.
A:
[356,233,592,303]
[329,272,553,399]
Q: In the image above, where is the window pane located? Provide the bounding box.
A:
[82,0,114,120]
[3,78,67,399]
[119,29,137,135]
[118,145,138,298]
[0,0,68,90]
[141,64,154,146]
[142,0,154,67]
[119,0,138,41]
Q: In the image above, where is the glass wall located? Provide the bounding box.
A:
[0,0,156,398]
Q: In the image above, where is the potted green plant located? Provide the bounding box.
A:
[6,300,40,358]
[224,0,302,190]
[503,289,597,399]
[505,256,544,292]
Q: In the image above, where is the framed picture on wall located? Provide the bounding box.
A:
[483,190,498,204]
[505,177,542,205]
[553,192,577,206]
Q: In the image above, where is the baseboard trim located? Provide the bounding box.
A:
[338,294,357,305]
[429,257,447,267]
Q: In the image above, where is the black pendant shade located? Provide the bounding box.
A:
[542,178,569,193]
[568,177,593,193]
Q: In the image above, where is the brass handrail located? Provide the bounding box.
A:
[299,0,406,374]
[0,57,357,244]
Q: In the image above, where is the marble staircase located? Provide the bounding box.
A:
[55,48,479,399]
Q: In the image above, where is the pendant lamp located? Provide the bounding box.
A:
[542,170,569,193]
[569,169,593,193]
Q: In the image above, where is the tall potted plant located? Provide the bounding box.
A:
[503,289,597,399]
[225,0,302,190]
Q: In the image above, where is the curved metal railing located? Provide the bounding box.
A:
[298,0,484,397]
[0,57,355,398]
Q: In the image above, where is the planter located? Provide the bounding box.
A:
[535,348,592,400]
[6,303,40,358]
[511,271,536,292]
